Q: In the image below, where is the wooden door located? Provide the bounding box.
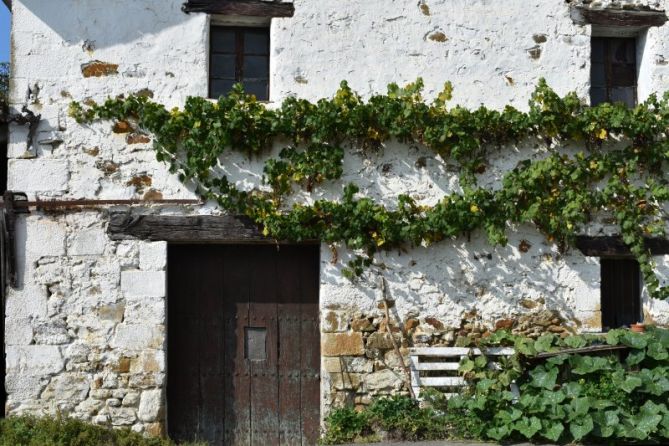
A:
[167,245,320,446]
[601,258,641,330]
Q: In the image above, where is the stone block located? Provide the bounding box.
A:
[6,345,64,375]
[63,343,91,365]
[41,373,90,401]
[81,60,119,77]
[111,324,164,351]
[322,310,349,333]
[129,372,165,389]
[5,373,45,400]
[424,317,444,330]
[363,369,400,392]
[26,218,67,257]
[366,332,400,350]
[351,317,375,332]
[124,297,165,324]
[145,422,165,438]
[329,372,362,390]
[109,407,137,426]
[69,227,107,256]
[404,318,419,331]
[76,399,105,416]
[121,271,166,298]
[138,389,164,422]
[5,318,34,345]
[6,286,47,319]
[342,357,374,373]
[321,332,364,356]
[122,392,140,407]
[97,303,125,323]
[130,350,165,374]
[139,242,167,271]
[8,159,69,193]
[33,320,71,345]
[323,357,344,373]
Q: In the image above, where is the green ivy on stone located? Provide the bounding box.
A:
[69,79,669,298]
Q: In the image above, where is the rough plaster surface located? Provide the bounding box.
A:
[6,0,669,430]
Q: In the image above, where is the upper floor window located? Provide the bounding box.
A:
[209,26,270,101]
[590,37,637,107]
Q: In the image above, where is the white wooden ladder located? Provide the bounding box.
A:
[409,347,516,398]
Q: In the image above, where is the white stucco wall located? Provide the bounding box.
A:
[6,0,669,430]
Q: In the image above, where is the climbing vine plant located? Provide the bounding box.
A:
[70,79,669,299]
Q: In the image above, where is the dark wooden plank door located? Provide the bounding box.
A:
[167,245,320,446]
[601,258,641,330]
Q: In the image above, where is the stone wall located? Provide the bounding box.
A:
[7,0,669,430]
[320,306,572,411]
[6,211,167,434]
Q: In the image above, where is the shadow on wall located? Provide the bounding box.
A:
[319,227,600,332]
[250,141,603,331]
[17,0,191,51]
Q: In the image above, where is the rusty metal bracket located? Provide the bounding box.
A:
[2,191,29,289]
[0,106,42,150]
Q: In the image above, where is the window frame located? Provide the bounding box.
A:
[209,24,270,101]
[590,36,638,107]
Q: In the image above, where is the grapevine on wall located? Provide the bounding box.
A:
[70,79,669,299]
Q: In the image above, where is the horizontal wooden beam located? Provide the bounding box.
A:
[182,1,294,17]
[108,213,272,243]
[570,6,667,27]
[575,236,669,257]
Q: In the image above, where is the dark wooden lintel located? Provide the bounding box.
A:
[575,235,669,257]
[182,1,294,17]
[108,212,302,244]
[533,344,628,359]
[570,5,668,27]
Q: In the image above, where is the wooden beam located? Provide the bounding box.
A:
[575,236,669,257]
[533,344,628,359]
[2,0,10,11]
[570,6,667,27]
[108,212,278,243]
[182,1,294,17]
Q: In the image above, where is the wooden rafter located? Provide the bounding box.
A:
[570,5,668,27]
[182,0,294,17]
[575,236,669,257]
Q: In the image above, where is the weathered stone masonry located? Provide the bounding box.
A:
[7,211,168,434]
[6,0,669,431]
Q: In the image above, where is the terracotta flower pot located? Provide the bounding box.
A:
[631,323,646,333]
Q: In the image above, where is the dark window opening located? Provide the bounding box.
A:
[591,37,637,107]
[209,26,270,101]
[601,258,641,330]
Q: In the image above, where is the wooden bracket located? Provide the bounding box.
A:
[182,1,295,17]
[575,235,669,257]
[570,5,668,27]
[2,191,30,289]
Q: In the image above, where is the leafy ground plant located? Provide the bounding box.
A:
[0,415,204,446]
[442,327,669,444]
[323,328,669,445]
[321,396,447,445]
